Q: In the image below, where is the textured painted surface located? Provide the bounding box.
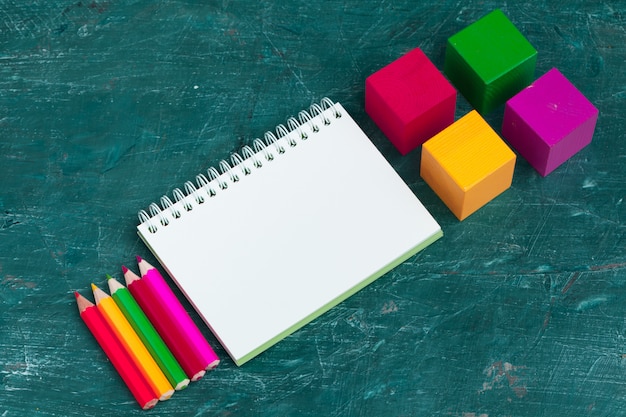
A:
[0,1,624,416]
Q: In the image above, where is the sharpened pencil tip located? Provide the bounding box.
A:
[105,274,113,280]
[136,255,143,263]
[121,265,129,274]
[90,283,97,291]
[74,291,93,312]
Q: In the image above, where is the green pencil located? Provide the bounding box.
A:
[107,275,190,391]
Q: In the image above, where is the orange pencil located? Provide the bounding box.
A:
[91,283,174,401]
[75,292,159,410]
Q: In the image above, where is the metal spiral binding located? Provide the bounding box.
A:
[138,97,342,234]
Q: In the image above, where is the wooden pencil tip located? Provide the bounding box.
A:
[75,291,94,312]
[91,283,108,304]
[136,256,150,276]
[105,274,113,280]
[107,275,123,293]
[122,266,141,286]
[121,265,129,274]
[136,255,143,263]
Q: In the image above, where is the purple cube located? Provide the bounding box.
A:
[502,68,599,176]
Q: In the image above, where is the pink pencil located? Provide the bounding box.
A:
[136,256,220,371]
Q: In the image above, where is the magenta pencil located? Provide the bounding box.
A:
[136,256,220,370]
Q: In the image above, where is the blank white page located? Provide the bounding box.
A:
[137,101,442,365]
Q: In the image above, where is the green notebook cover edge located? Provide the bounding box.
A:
[233,228,444,366]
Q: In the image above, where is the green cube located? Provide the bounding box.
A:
[444,9,537,115]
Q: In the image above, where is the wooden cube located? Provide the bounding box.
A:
[502,68,599,177]
[366,47,456,155]
[444,9,537,115]
[421,110,516,221]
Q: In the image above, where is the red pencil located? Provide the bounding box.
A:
[136,256,219,370]
[123,266,207,381]
[75,292,159,410]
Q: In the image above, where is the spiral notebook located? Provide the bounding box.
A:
[137,98,442,366]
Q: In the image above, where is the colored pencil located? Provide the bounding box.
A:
[75,292,159,410]
[136,256,220,370]
[92,284,174,401]
[107,275,190,391]
[123,266,207,381]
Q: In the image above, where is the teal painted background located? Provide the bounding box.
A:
[1,1,625,416]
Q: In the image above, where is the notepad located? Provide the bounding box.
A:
[137,98,442,366]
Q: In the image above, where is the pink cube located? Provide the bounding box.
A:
[502,68,599,176]
[366,48,457,155]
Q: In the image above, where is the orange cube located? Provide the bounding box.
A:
[420,110,516,221]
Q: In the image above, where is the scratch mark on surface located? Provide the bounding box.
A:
[575,296,608,312]
[2,275,37,290]
[102,141,136,173]
[262,31,312,96]
[355,14,384,46]
[542,307,552,331]
[589,262,626,271]
[582,178,597,189]
[381,300,398,314]
[314,337,327,378]
[561,272,580,294]
[345,308,369,334]
[372,339,385,352]
[480,361,528,398]
[527,203,554,257]
[1,211,21,229]
[2,344,40,379]
[554,25,583,49]
[96,223,103,263]
[363,383,386,400]
[337,3,361,75]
